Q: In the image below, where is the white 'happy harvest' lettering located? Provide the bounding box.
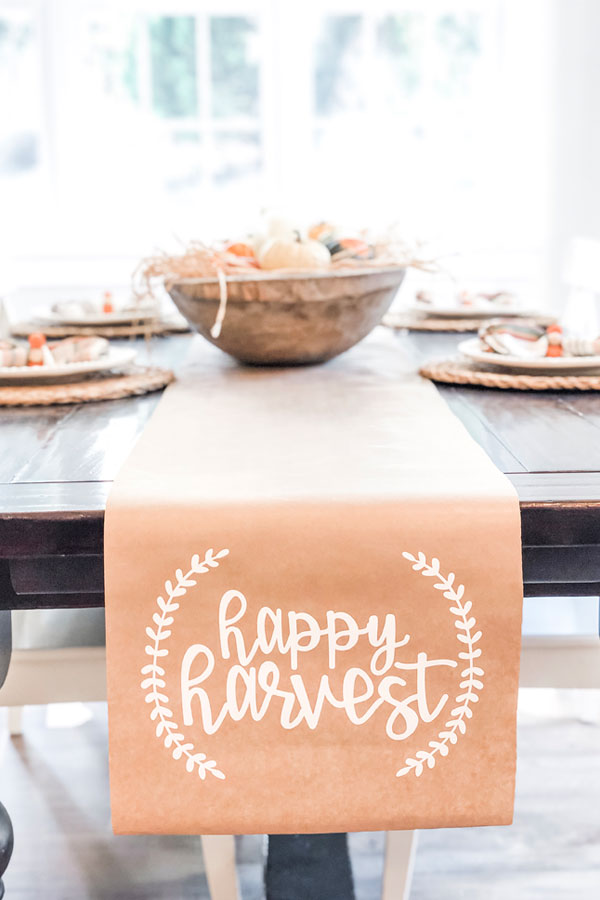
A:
[180,590,457,741]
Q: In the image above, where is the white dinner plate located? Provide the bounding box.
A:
[0,347,137,383]
[38,309,158,326]
[410,303,537,320]
[458,338,600,372]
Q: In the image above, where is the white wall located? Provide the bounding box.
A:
[548,0,600,308]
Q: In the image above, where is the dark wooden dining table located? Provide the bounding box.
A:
[1,328,599,899]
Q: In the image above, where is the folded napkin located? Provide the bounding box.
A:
[105,332,523,834]
[0,340,27,367]
[479,322,600,358]
[0,335,108,367]
[49,336,109,364]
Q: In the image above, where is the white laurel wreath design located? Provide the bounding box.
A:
[141,548,229,781]
[142,547,481,783]
[396,551,484,778]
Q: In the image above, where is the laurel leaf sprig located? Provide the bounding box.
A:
[142,548,229,780]
[396,551,484,778]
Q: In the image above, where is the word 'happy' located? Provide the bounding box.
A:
[180,590,456,740]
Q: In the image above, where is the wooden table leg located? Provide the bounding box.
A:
[265,833,355,900]
[0,608,14,899]
[0,803,13,900]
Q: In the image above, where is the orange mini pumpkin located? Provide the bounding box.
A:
[225,242,256,259]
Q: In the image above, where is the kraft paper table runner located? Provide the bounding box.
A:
[105,332,523,834]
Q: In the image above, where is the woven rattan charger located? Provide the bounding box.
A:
[11,318,189,340]
[0,366,174,407]
[421,357,600,391]
[383,311,484,333]
[383,311,557,334]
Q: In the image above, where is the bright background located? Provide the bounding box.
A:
[1,0,599,309]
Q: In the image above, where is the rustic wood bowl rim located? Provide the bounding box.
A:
[169,264,406,287]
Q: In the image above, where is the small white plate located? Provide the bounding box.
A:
[0,348,136,383]
[411,304,536,320]
[39,309,158,326]
[458,338,600,372]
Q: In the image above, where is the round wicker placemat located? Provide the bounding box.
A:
[383,312,483,332]
[11,318,190,339]
[420,358,600,391]
[383,311,557,333]
[0,365,174,407]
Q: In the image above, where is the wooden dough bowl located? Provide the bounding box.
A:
[167,267,406,366]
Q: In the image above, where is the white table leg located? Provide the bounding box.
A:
[201,835,240,900]
[382,830,417,900]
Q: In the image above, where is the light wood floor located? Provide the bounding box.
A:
[0,697,599,899]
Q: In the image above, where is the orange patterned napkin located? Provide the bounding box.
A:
[105,332,522,834]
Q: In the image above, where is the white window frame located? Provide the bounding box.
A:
[0,0,554,294]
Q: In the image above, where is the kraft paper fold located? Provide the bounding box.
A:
[105,331,523,834]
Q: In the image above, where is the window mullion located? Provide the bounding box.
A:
[196,12,212,192]
[40,0,89,210]
[136,12,152,115]
[271,3,314,211]
[257,0,279,206]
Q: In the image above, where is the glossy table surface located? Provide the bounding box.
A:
[1,329,600,608]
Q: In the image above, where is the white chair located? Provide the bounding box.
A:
[381,631,600,899]
[382,830,418,900]
[2,608,107,732]
[0,608,240,899]
[3,612,600,900]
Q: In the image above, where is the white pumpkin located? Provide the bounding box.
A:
[251,214,297,254]
[258,237,331,271]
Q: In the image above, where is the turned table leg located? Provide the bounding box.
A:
[0,608,14,898]
[265,833,355,900]
[0,803,13,900]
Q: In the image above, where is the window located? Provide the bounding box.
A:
[0,5,44,188]
[1,0,552,293]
